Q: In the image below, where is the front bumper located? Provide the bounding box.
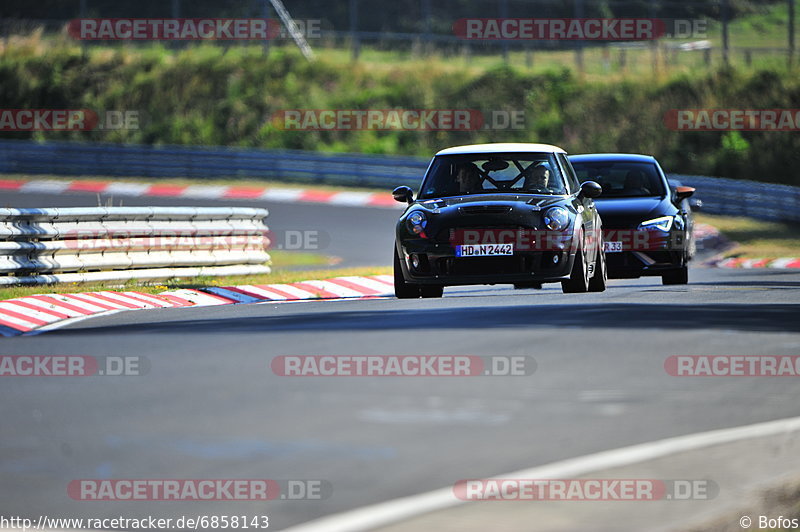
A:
[603,228,687,278]
[397,239,576,286]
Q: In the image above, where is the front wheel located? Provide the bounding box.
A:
[562,245,590,294]
[394,248,444,298]
[662,266,689,285]
[394,248,421,298]
[588,246,607,293]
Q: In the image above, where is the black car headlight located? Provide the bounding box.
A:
[638,216,674,232]
[406,210,427,234]
[543,207,570,231]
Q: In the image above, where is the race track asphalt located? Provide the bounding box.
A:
[1,189,798,529]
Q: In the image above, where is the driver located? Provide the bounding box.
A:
[455,162,481,194]
[524,165,550,191]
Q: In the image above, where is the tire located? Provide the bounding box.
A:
[662,265,689,285]
[394,248,422,298]
[562,244,590,294]
[514,282,543,289]
[588,243,607,293]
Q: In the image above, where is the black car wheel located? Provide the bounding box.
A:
[588,245,607,293]
[562,236,590,294]
[394,247,444,298]
[394,248,422,298]
[662,265,689,285]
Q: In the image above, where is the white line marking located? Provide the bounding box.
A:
[283,415,800,532]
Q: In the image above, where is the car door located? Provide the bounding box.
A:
[558,153,599,264]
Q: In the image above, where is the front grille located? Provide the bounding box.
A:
[438,256,530,276]
[458,205,512,214]
[433,225,532,243]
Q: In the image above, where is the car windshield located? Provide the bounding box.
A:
[418,153,567,199]
[571,160,666,198]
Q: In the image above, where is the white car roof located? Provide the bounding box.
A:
[435,143,567,156]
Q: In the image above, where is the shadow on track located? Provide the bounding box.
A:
[51,302,800,336]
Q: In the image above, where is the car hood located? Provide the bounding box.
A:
[594,197,674,227]
[416,194,567,211]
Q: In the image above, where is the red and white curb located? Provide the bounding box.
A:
[713,257,800,269]
[695,223,800,269]
[0,178,400,209]
[0,275,394,337]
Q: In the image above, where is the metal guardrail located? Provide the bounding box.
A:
[0,139,429,189]
[668,174,800,223]
[1,140,799,223]
[0,206,271,286]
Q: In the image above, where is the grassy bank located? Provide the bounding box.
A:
[1,12,799,186]
[697,213,800,259]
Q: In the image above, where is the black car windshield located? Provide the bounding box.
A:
[570,160,666,198]
[418,153,567,199]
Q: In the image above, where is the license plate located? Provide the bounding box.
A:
[455,243,514,257]
[604,241,623,253]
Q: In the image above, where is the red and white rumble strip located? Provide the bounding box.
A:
[0,178,399,208]
[0,275,394,337]
[713,257,800,269]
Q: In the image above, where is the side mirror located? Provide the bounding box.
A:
[392,186,414,204]
[578,181,602,199]
[675,186,695,201]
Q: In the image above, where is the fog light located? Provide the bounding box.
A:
[411,254,421,269]
[553,255,559,264]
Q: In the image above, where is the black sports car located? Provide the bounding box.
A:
[392,143,606,298]
[568,153,696,285]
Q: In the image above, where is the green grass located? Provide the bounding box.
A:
[697,213,800,259]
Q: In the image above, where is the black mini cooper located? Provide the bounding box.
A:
[392,143,606,298]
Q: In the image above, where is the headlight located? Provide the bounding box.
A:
[638,216,674,232]
[543,207,570,231]
[406,210,427,234]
